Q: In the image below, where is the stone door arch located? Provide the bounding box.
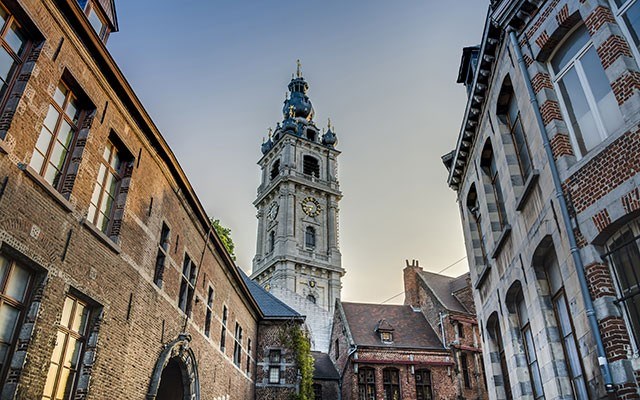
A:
[147,334,200,400]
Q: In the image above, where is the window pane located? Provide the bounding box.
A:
[72,302,88,333]
[555,295,572,336]
[622,1,640,51]
[35,127,53,153]
[61,297,75,326]
[42,362,60,398]
[558,68,599,155]
[551,25,590,72]
[87,8,105,37]
[49,141,68,170]
[53,85,67,108]
[565,336,583,378]
[0,303,19,341]
[51,331,66,364]
[43,163,61,186]
[44,105,60,131]
[581,47,624,136]
[29,149,44,172]
[55,366,71,399]
[0,255,9,284]
[0,47,15,81]
[5,263,30,301]
[65,97,79,122]
[5,22,25,55]
[0,7,7,31]
[58,121,75,149]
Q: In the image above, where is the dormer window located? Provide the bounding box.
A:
[380,331,393,343]
[77,0,110,41]
[376,318,394,344]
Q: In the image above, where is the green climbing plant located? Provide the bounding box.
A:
[279,323,315,400]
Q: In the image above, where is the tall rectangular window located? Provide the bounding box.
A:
[461,353,472,389]
[550,24,624,158]
[246,338,251,375]
[233,322,242,367]
[382,368,401,400]
[0,4,27,105]
[546,255,588,400]
[30,82,84,191]
[153,223,171,286]
[87,140,129,235]
[516,294,544,399]
[358,367,376,400]
[204,287,213,337]
[42,295,91,400]
[269,349,281,384]
[178,254,196,313]
[220,306,227,352]
[0,255,33,385]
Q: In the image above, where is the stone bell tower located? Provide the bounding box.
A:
[251,62,344,352]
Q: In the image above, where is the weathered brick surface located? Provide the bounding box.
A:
[531,72,553,94]
[0,1,282,399]
[584,6,617,35]
[550,133,574,159]
[539,100,563,125]
[585,262,616,300]
[597,35,634,70]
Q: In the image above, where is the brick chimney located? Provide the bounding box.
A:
[403,259,423,307]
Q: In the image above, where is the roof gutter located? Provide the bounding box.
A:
[507,27,614,394]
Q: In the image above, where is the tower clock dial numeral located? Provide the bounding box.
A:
[301,196,322,217]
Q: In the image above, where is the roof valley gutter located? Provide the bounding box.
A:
[507,28,614,393]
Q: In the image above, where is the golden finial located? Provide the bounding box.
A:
[296,59,302,78]
[289,105,295,118]
[327,117,332,130]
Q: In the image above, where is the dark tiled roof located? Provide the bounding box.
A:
[312,352,339,380]
[419,271,469,313]
[341,302,443,349]
[240,270,301,319]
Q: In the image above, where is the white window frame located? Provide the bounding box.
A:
[610,0,640,63]
[605,218,640,356]
[548,25,612,159]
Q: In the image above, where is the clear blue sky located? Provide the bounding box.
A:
[108,1,489,304]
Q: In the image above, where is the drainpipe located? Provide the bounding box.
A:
[507,28,615,393]
[338,345,358,400]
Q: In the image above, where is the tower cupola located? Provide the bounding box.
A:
[282,60,315,121]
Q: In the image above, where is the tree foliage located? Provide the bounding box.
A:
[211,218,236,261]
[279,323,314,400]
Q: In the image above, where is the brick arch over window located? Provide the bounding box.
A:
[146,334,200,400]
[496,74,533,190]
[533,8,582,62]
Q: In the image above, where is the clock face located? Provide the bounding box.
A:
[301,196,322,217]
[267,202,279,221]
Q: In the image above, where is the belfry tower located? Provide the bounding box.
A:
[251,63,344,352]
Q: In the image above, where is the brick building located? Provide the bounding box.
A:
[0,0,307,399]
[330,260,487,400]
[444,0,640,399]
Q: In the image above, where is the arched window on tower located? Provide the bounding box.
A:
[270,159,281,180]
[307,294,316,304]
[305,226,316,249]
[268,231,275,253]
[306,128,317,142]
[303,155,320,178]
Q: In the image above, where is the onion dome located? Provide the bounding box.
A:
[322,118,337,147]
[261,128,274,154]
[282,60,315,121]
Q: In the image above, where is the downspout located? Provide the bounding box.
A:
[507,28,615,393]
[338,345,358,400]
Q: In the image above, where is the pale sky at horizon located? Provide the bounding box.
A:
[108,1,489,304]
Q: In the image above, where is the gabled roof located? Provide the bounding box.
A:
[311,352,339,380]
[240,270,302,320]
[418,271,471,314]
[340,302,443,349]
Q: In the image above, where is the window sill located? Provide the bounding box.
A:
[82,219,121,254]
[474,264,491,289]
[515,170,539,211]
[490,225,511,259]
[22,165,74,213]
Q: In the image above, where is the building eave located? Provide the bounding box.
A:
[55,0,264,318]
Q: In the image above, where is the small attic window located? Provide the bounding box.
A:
[380,331,393,344]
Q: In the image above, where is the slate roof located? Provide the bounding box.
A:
[418,271,470,313]
[341,302,443,349]
[240,270,301,319]
[311,352,339,380]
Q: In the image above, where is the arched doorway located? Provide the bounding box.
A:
[147,334,200,400]
[157,358,185,400]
